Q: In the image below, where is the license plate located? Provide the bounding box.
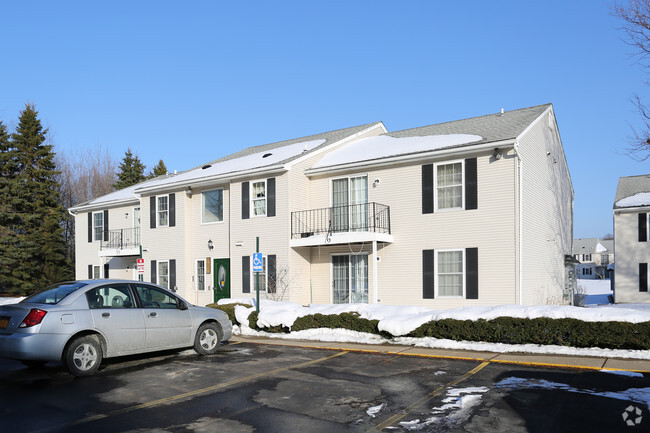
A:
[0,317,9,329]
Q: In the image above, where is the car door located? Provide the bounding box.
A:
[87,284,146,356]
[132,284,192,350]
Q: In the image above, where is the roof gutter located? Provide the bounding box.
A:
[613,205,650,214]
[69,196,140,213]
[304,139,515,176]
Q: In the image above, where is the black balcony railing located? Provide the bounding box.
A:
[100,228,141,251]
[291,202,391,240]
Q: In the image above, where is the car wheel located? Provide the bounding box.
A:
[20,360,47,368]
[64,335,103,376]
[194,323,221,355]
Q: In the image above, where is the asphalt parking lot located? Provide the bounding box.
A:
[0,340,648,433]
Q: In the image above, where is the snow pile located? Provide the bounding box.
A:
[312,134,483,168]
[223,299,650,359]
[226,299,650,339]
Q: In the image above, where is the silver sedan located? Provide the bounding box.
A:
[0,279,232,376]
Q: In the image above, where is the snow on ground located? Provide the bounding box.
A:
[228,298,650,360]
[577,279,613,305]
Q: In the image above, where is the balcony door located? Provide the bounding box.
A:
[332,175,367,233]
[332,254,368,304]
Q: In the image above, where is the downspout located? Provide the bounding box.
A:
[513,141,523,305]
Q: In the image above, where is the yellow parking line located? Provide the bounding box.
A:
[368,361,491,432]
[33,350,349,433]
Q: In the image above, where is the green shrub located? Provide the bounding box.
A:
[206,303,252,326]
[292,312,380,334]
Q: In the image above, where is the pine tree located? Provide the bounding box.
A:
[0,120,21,292]
[114,148,147,189]
[148,159,168,178]
[1,104,71,295]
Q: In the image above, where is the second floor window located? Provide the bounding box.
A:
[93,212,103,241]
[583,254,592,262]
[252,181,266,216]
[202,189,223,223]
[435,162,463,211]
[158,196,169,227]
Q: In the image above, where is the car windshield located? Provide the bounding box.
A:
[22,282,88,305]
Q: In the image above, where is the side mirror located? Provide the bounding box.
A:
[179,301,189,311]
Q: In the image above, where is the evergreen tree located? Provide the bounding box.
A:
[114,148,147,189]
[0,120,21,292]
[148,159,168,178]
[0,104,71,295]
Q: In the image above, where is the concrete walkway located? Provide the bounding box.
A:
[231,335,650,373]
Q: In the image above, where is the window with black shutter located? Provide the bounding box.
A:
[422,250,435,298]
[242,256,250,293]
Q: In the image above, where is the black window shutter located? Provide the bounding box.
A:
[268,254,277,293]
[466,248,479,299]
[242,256,250,293]
[242,182,250,219]
[423,249,435,298]
[170,259,176,291]
[641,263,648,292]
[150,196,157,229]
[88,264,93,279]
[267,178,276,217]
[169,194,176,227]
[88,212,92,243]
[639,213,647,242]
[465,158,478,210]
[422,164,434,214]
[151,260,157,284]
[104,263,109,279]
[103,210,109,242]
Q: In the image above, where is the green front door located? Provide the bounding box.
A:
[213,258,230,303]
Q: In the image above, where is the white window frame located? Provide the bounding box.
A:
[329,253,369,304]
[250,256,268,292]
[93,265,102,280]
[202,188,224,224]
[251,179,267,217]
[157,260,169,290]
[435,249,465,298]
[157,195,169,227]
[93,212,103,242]
[433,160,465,212]
[196,259,207,291]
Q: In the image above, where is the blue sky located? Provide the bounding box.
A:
[0,1,647,238]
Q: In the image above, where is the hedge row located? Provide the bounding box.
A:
[209,304,650,351]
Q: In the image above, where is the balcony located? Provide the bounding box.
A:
[99,228,141,257]
[291,202,393,247]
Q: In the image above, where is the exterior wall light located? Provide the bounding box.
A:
[207,239,214,250]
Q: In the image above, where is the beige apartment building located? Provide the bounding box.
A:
[70,104,574,308]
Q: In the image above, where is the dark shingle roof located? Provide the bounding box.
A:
[387,103,552,145]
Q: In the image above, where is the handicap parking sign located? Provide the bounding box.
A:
[253,253,263,272]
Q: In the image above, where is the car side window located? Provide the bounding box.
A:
[86,284,135,309]
[134,284,179,309]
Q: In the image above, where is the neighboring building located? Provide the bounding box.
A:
[572,238,614,280]
[70,104,574,308]
[613,175,650,303]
